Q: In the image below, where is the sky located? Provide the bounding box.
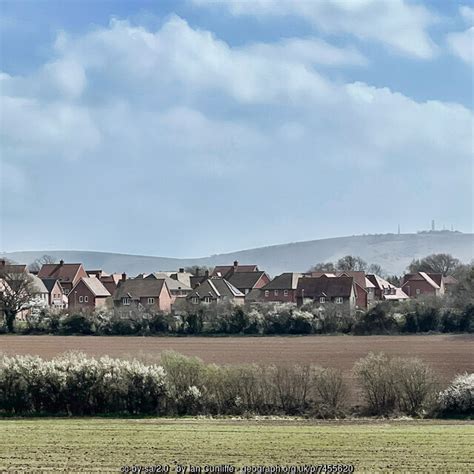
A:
[0,0,473,258]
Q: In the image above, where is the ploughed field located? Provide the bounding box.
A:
[0,419,473,472]
[0,334,472,384]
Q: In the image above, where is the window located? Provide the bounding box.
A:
[192,297,199,304]
[203,296,212,303]
[319,297,326,303]
[84,296,88,303]
[79,296,83,303]
[284,290,288,296]
[274,290,279,296]
[335,297,343,304]
[122,297,131,306]
[147,297,155,304]
[416,289,421,295]
[265,290,269,297]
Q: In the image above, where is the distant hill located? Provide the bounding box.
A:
[3,232,473,277]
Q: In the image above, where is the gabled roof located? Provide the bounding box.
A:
[297,275,354,298]
[0,262,28,274]
[145,273,191,291]
[443,275,458,285]
[73,277,111,297]
[366,274,397,291]
[227,271,267,290]
[402,272,440,289]
[40,278,62,293]
[212,264,259,278]
[38,263,84,282]
[310,271,368,292]
[114,278,168,300]
[263,273,301,290]
[187,277,244,300]
[383,288,409,300]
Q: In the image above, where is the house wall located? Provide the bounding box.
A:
[402,280,438,298]
[262,289,297,303]
[68,280,95,309]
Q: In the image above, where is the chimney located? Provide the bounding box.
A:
[121,272,127,282]
[233,260,238,268]
[0,260,5,268]
[59,260,64,266]
[195,268,200,276]
[179,268,184,273]
[205,270,209,278]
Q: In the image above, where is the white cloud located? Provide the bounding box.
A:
[447,27,474,64]
[1,16,472,252]
[460,5,474,24]
[192,0,438,59]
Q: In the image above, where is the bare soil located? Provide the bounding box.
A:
[0,334,472,383]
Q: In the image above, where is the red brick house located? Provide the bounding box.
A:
[187,276,245,304]
[38,261,87,296]
[68,277,111,309]
[296,275,357,311]
[258,273,302,303]
[113,278,173,312]
[227,271,270,297]
[366,274,409,302]
[308,271,370,309]
[41,278,67,309]
[401,272,444,298]
[212,261,260,279]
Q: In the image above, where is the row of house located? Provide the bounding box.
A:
[0,259,458,316]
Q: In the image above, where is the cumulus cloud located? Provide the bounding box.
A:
[192,0,438,59]
[446,6,474,65]
[1,16,472,252]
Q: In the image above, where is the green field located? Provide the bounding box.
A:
[0,419,472,473]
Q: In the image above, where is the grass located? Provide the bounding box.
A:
[0,419,473,472]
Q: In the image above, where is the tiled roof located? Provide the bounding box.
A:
[114,278,167,300]
[77,277,111,297]
[297,275,354,298]
[145,273,191,291]
[187,277,244,300]
[212,264,259,278]
[40,278,61,293]
[38,263,83,282]
[263,273,301,290]
[227,271,267,290]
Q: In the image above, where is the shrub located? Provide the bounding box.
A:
[313,367,348,417]
[60,313,94,335]
[438,373,474,416]
[354,352,398,415]
[353,304,398,335]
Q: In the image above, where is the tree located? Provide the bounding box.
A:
[28,254,56,272]
[184,266,210,276]
[308,262,336,272]
[336,255,367,272]
[367,263,384,275]
[408,253,460,276]
[0,265,36,332]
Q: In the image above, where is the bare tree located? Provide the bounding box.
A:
[308,262,336,272]
[28,254,56,272]
[336,255,367,272]
[408,253,460,276]
[0,264,36,332]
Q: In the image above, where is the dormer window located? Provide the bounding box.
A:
[335,297,343,304]
[319,297,326,303]
[122,297,131,305]
[147,297,155,304]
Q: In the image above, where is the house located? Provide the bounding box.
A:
[401,272,444,298]
[41,278,67,309]
[307,271,371,309]
[366,274,409,302]
[144,273,192,299]
[162,268,194,288]
[190,270,210,289]
[296,275,356,311]
[443,275,458,294]
[211,261,260,279]
[113,278,173,312]
[227,271,270,297]
[68,277,111,309]
[86,270,123,295]
[258,273,302,303]
[186,276,245,304]
[37,261,87,296]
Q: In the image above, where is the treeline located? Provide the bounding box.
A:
[7,297,474,336]
[1,351,472,418]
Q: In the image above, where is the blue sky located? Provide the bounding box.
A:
[1,0,473,257]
